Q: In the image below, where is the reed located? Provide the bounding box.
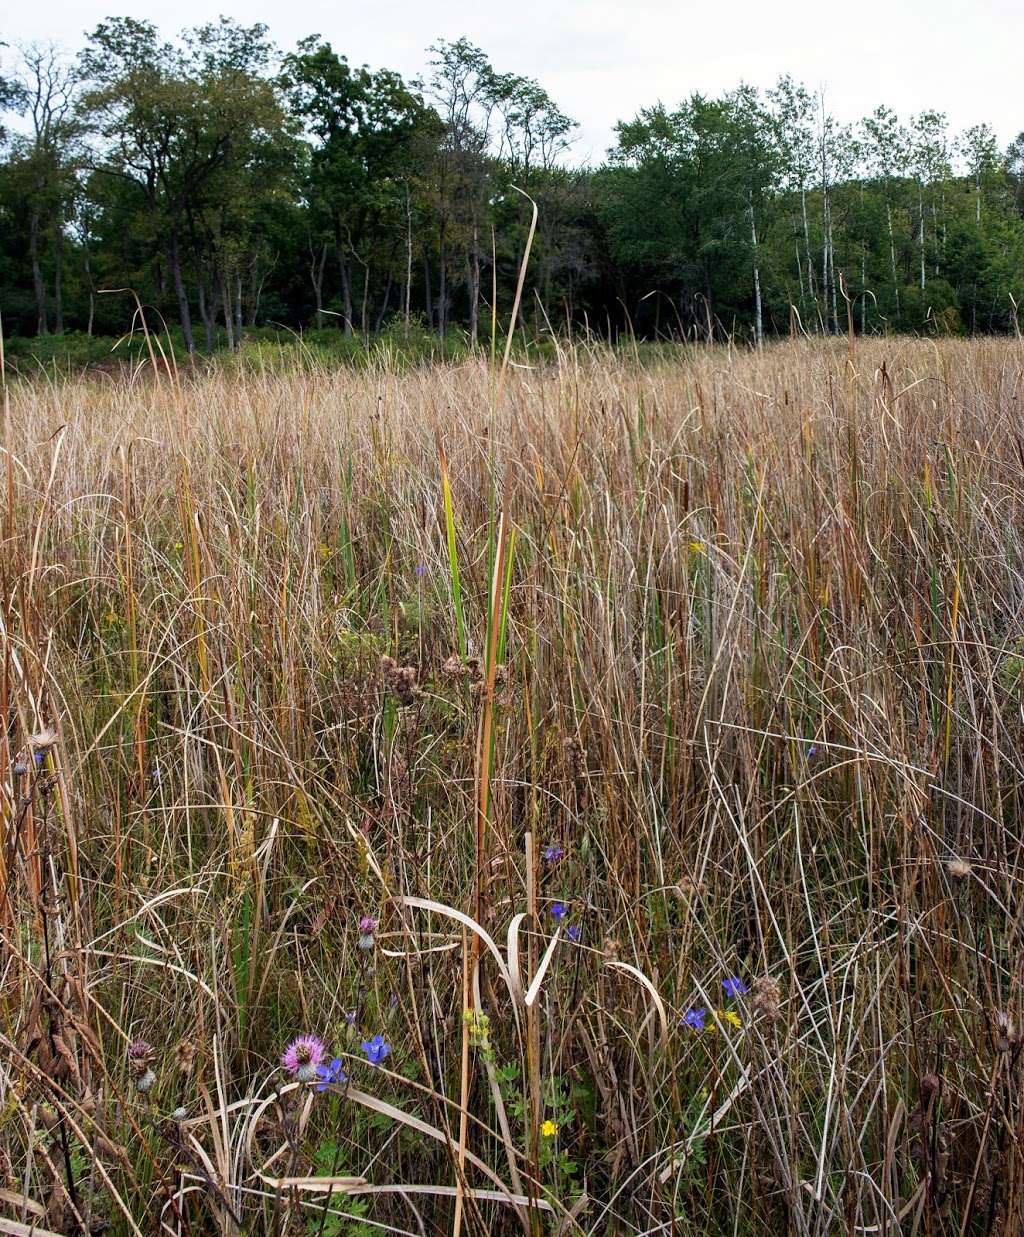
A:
[1,335,1023,1234]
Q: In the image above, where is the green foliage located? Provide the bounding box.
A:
[4,26,1024,349]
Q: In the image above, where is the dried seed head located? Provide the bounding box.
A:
[381,657,422,706]
[947,858,972,879]
[995,1010,1018,1053]
[602,936,619,963]
[919,1072,941,1100]
[442,653,464,679]
[751,976,782,1023]
[135,1068,156,1093]
[28,728,58,752]
[174,1039,197,1076]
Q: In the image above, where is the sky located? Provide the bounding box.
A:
[4,0,1021,163]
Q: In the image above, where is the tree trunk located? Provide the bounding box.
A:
[83,235,95,336]
[749,198,762,349]
[886,199,901,324]
[438,216,447,337]
[220,271,235,351]
[310,241,327,329]
[235,273,243,344]
[375,272,393,332]
[800,187,816,314]
[468,220,481,348]
[29,209,48,334]
[339,256,354,337]
[796,244,805,311]
[405,185,413,328]
[52,213,64,335]
[168,222,195,355]
[198,276,215,352]
[918,185,926,292]
[423,255,433,329]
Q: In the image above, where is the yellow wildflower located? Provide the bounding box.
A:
[541,1120,558,1137]
[718,1009,742,1030]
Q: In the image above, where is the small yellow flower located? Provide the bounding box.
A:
[716,1009,742,1030]
[541,1120,558,1137]
[689,540,705,554]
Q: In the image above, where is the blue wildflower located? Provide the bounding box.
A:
[360,1035,391,1066]
[566,924,581,942]
[315,1058,347,1092]
[543,844,563,862]
[551,902,568,921]
[414,563,428,577]
[807,744,818,759]
[722,977,749,998]
[682,1007,707,1031]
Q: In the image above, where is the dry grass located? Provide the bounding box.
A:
[2,336,1024,1234]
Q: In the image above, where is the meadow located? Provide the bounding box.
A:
[1,335,1023,1235]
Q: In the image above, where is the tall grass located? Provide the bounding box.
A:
[2,336,1024,1234]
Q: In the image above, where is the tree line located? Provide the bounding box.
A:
[2,17,1024,350]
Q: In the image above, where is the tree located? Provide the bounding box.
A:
[909,110,951,291]
[769,76,818,321]
[7,44,82,333]
[421,38,499,339]
[602,95,776,339]
[282,37,433,336]
[80,17,292,352]
[960,123,1000,227]
[860,105,910,324]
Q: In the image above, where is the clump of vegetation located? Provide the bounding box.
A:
[2,336,1023,1233]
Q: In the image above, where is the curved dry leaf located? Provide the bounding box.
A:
[398,896,521,1035]
[506,912,527,1005]
[605,959,668,1044]
[524,928,561,1007]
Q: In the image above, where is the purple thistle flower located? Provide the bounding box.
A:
[682,1007,707,1031]
[315,1057,347,1092]
[358,915,377,951]
[127,1039,155,1062]
[722,977,749,998]
[542,843,563,862]
[281,1034,328,1082]
[360,1035,391,1066]
[551,902,568,921]
[566,924,581,943]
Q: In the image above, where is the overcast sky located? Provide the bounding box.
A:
[5,0,1020,162]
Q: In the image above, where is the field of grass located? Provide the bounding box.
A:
[2,336,1023,1235]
